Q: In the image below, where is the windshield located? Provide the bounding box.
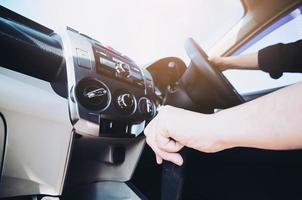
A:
[1,0,243,65]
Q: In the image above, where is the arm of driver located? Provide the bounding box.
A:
[214,81,302,150]
[144,82,302,165]
[209,53,259,71]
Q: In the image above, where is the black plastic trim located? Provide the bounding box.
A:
[241,86,284,102]
[0,5,54,35]
[0,17,65,82]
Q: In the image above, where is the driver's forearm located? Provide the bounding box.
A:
[211,82,302,150]
[225,53,259,70]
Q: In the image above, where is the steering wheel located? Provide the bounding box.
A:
[183,38,244,108]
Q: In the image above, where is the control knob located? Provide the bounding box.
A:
[115,91,136,115]
[139,97,155,117]
[117,93,134,109]
[116,62,130,77]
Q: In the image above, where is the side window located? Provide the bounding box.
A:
[224,6,302,94]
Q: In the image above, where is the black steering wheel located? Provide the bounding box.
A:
[183,37,244,108]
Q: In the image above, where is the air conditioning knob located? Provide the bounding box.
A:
[117,93,134,109]
[114,90,136,115]
[138,97,155,118]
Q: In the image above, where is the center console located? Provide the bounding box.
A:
[64,27,156,137]
[62,28,157,194]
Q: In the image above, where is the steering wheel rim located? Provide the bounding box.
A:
[184,38,244,107]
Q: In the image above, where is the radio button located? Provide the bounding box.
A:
[76,48,92,69]
[116,62,130,77]
[100,57,116,70]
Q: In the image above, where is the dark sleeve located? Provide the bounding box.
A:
[258,40,302,79]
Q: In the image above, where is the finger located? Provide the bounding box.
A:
[155,128,184,153]
[156,154,163,164]
[148,137,184,166]
[159,139,184,153]
[159,151,183,166]
[154,126,183,153]
[147,137,183,166]
[154,147,184,166]
[144,106,184,165]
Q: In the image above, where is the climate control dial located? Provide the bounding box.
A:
[117,93,134,109]
[138,97,156,118]
[114,89,137,115]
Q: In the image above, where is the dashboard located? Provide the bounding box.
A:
[0,7,175,196]
[0,4,185,139]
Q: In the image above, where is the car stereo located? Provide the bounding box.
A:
[64,27,156,137]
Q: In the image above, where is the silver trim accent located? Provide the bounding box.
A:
[85,88,107,99]
[64,181,140,200]
[62,28,100,136]
[100,57,116,69]
[41,197,60,200]
[117,94,133,109]
[130,121,146,137]
[122,92,137,116]
[138,97,156,118]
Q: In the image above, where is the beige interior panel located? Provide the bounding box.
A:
[0,67,73,197]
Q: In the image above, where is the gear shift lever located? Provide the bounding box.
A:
[161,149,186,200]
[161,61,186,200]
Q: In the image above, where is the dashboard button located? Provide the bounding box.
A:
[76,48,92,69]
[100,57,116,70]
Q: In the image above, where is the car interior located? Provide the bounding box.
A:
[0,0,302,199]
